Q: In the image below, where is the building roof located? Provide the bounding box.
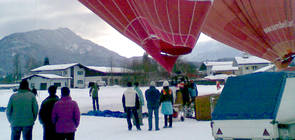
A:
[204,61,233,67]
[212,72,295,120]
[23,74,71,80]
[235,55,270,65]
[254,64,276,73]
[212,65,239,71]
[31,63,79,72]
[86,66,132,73]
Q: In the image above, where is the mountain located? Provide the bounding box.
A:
[182,39,244,62]
[0,28,129,75]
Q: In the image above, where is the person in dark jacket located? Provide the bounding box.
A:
[6,79,39,140]
[122,82,141,131]
[145,81,161,131]
[89,83,99,111]
[52,87,80,140]
[178,78,190,107]
[160,80,173,128]
[39,85,59,140]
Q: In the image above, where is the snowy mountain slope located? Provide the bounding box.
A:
[183,40,244,62]
[0,28,129,75]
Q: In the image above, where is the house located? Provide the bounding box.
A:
[200,61,238,75]
[23,74,71,90]
[233,54,272,75]
[85,66,133,86]
[211,72,295,139]
[31,63,87,88]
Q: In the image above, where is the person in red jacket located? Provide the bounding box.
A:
[52,87,80,140]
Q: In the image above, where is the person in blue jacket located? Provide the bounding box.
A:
[145,81,161,131]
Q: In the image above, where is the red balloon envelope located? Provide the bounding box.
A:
[79,0,212,72]
[202,0,295,69]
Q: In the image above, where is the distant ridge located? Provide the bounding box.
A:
[183,39,244,62]
[0,28,129,75]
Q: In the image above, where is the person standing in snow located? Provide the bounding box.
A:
[122,82,141,131]
[216,81,221,90]
[178,78,190,107]
[32,88,38,97]
[160,80,173,128]
[52,87,80,140]
[188,80,198,118]
[6,79,39,140]
[145,81,161,131]
[89,82,100,111]
[39,85,59,140]
[133,82,144,125]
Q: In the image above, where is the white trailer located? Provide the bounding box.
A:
[211,72,295,139]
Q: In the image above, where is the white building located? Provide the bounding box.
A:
[85,66,133,86]
[31,63,87,88]
[200,61,238,75]
[23,74,71,90]
[233,54,272,75]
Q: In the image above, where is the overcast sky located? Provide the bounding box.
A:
[0,0,213,58]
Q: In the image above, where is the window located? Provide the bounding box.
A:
[40,83,47,90]
[77,80,84,84]
[31,83,35,88]
[252,66,258,70]
[245,67,249,70]
[64,71,67,75]
[54,83,61,87]
[77,71,84,75]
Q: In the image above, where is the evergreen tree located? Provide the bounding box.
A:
[13,54,21,82]
[44,57,50,65]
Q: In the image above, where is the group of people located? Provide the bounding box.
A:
[6,79,80,140]
[6,78,198,139]
[122,80,175,131]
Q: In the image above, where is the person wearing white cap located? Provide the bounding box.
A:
[145,81,161,131]
[160,80,173,128]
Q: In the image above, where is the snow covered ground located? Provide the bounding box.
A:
[0,85,222,140]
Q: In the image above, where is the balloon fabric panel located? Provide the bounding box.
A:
[202,0,295,69]
[79,0,212,72]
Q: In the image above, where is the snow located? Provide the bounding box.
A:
[254,64,275,72]
[87,66,133,73]
[212,65,238,71]
[235,56,270,65]
[0,84,18,88]
[0,85,218,140]
[31,63,79,71]
[204,74,235,80]
[24,74,71,79]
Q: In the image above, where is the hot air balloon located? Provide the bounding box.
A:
[79,0,212,72]
[202,0,295,69]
